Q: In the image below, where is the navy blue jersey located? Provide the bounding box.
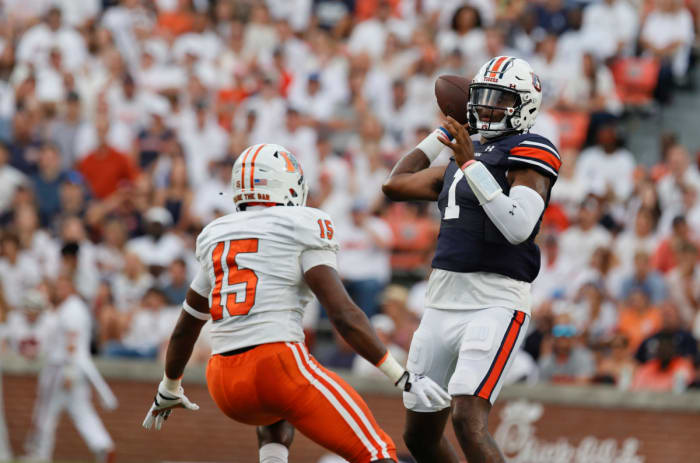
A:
[431,132,560,282]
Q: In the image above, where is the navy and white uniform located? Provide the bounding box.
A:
[404,133,560,411]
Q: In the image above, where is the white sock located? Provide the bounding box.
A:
[259,443,289,463]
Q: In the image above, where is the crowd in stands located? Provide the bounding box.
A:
[1,0,700,394]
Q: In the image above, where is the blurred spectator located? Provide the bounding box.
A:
[77,114,140,199]
[60,241,98,303]
[6,289,52,359]
[32,143,71,226]
[435,5,484,62]
[548,149,585,219]
[0,142,27,215]
[639,0,695,103]
[652,215,693,274]
[95,218,128,280]
[112,252,155,313]
[16,6,87,71]
[579,0,637,60]
[377,285,419,352]
[125,206,184,276]
[190,158,235,224]
[337,200,393,318]
[348,0,411,59]
[617,287,663,352]
[592,334,636,389]
[161,258,189,305]
[576,124,635,203]
[666,241,700,326]
[558,197,612,277]
[531,0,568,36]
[178,99,227,188]
[538,316,596,384]
[631,331,694,392]
[656,144,700,225]
[0,232,41,309]
[532,234,568,306]
[618,251,667,305]
[558,52,622,140]
[7,108,42,175]
[571,281,618,343]
[384,202,438,285]
[635,302,698,364]
[530,34,571,106]
[104,288,177,359]
[614,208,658,273]
[135,95,174,169]
[14,204,60,279]
[274,107,319,185]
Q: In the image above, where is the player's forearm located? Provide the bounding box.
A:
[383,148,431,200]
[164,311,206,380]
[330,306,387,365]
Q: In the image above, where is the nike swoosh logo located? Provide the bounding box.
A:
[515,76,525,80]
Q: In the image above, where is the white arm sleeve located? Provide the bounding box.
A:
[301,249,338,273]
[481,185,545,245]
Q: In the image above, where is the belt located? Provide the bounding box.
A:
[219,344,260,356]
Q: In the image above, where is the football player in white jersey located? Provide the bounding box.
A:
[25,275,116,462]
[142,143,450,463]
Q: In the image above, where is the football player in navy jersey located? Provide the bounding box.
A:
[383,56,561,463]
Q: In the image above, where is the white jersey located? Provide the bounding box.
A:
[191,206,339,354]
[45,295,92,366]
[425,269,532,316]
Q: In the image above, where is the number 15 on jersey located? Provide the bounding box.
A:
[210,239,259,321]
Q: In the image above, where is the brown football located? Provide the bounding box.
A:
[434,75,470,125]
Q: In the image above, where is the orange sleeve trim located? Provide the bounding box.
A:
[510,146,562,170]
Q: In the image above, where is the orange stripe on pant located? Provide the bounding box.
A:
[294,343,391,459]
[475,311,526,401]
[206,342,397,463]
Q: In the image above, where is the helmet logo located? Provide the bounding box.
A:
[531,72,542,93]
[278,151,299,173]
[483,56,514,83]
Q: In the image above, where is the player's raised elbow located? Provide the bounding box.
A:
[382,178,402,200]
[504,229,531,245]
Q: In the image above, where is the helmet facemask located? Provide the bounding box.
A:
[467,84,522,139]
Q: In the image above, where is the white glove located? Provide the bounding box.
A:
[397,371,452,409]
[142,379,199,430]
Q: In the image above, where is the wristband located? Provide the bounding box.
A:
[376,351,406,385]
[461,160,503,204]
[416,127,453,163]
[162,373,182,395]
[461,160,476,170]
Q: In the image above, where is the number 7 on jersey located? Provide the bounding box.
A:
[210,238,259,321]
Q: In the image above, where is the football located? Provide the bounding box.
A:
[434,75,470,125]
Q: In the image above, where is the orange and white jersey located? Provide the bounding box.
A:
[190,206,339,354]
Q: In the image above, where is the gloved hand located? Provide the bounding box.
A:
[142,379,199,430]
[396,371,451,409]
